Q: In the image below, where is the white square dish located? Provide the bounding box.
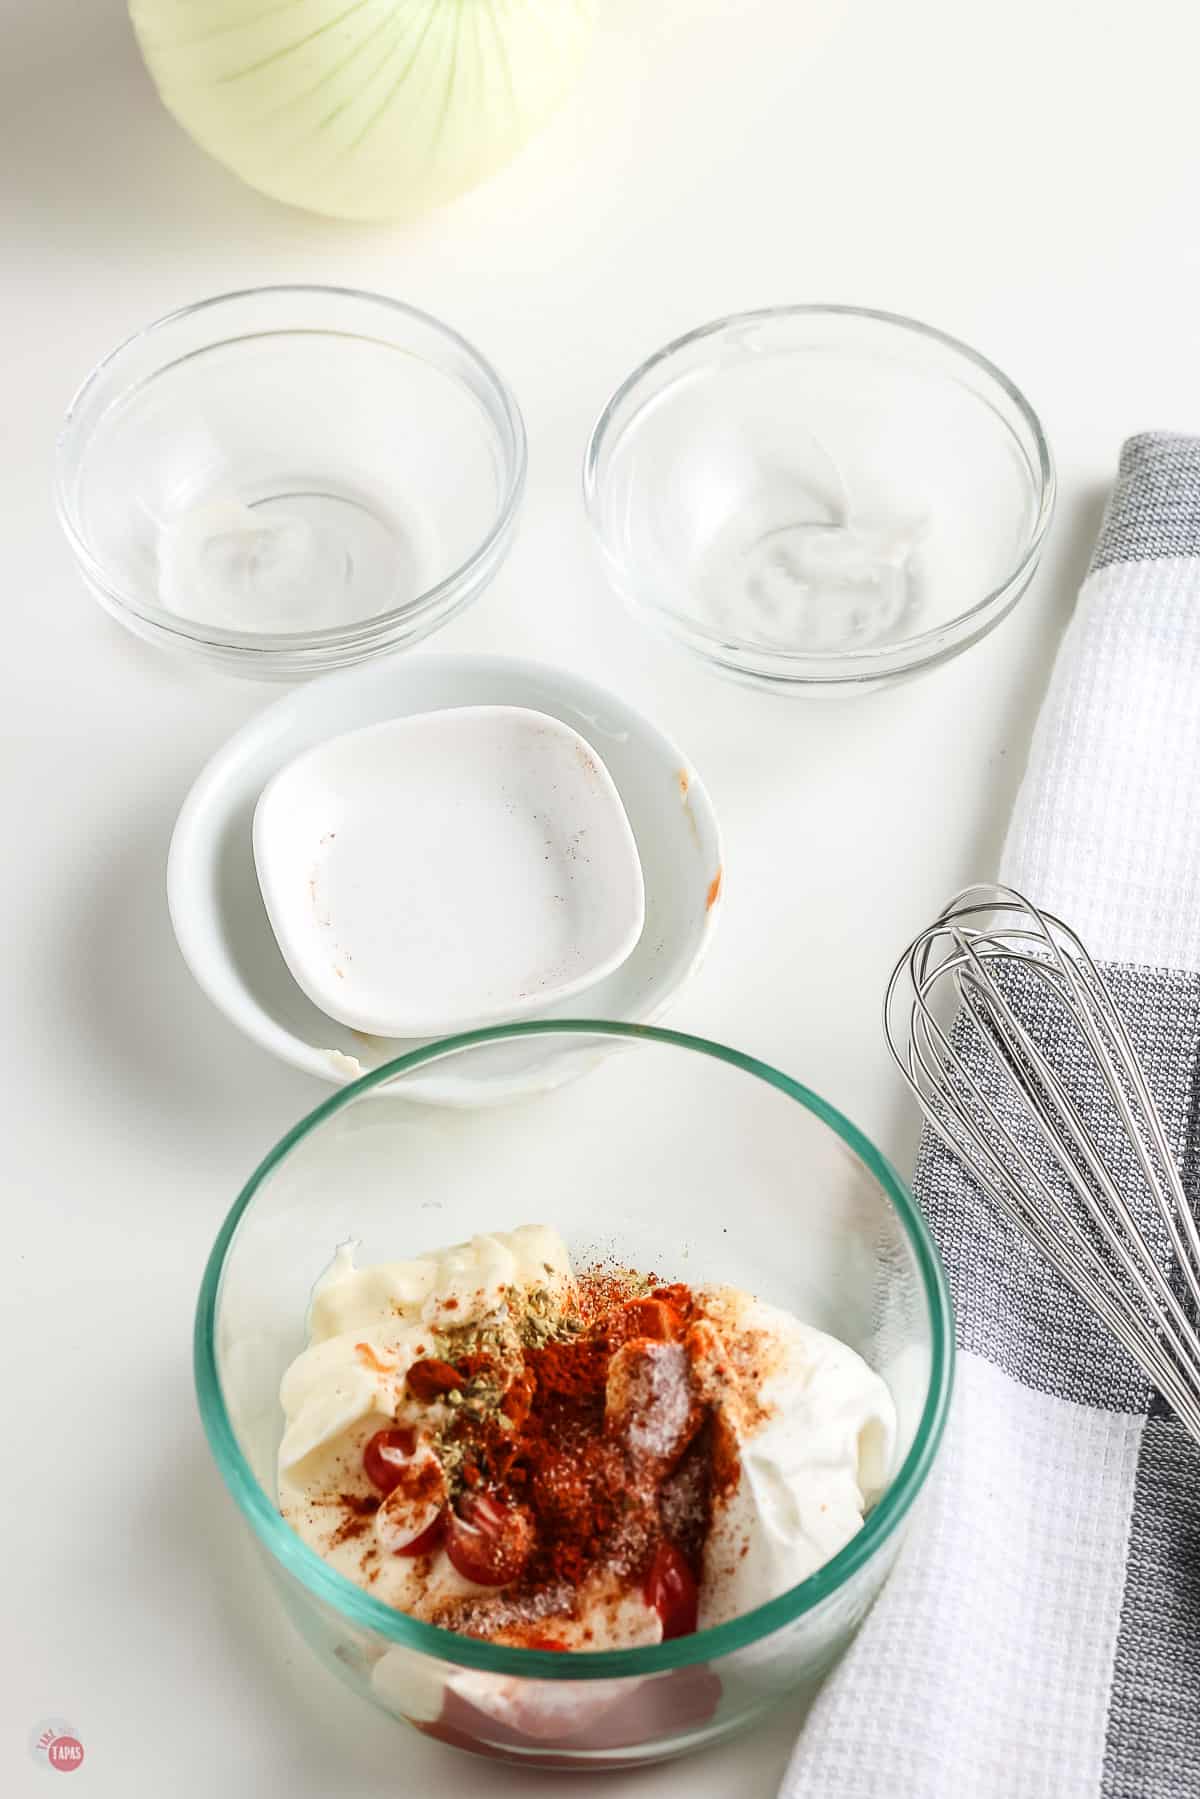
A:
[252,707,645,1039]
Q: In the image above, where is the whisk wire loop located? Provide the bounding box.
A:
[950,939,1200,1361]
[904,955,1200,1428]
[885,884,1200,1448]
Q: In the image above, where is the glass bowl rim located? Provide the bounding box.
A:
[582,301,1056,676]
[195,1019,954,1681]
[53,283,528,654]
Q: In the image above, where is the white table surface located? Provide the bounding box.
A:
[6,0,1200,1791]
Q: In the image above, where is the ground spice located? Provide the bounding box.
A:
[570,1265,656,1329]
[660,1427,713,1573]
[406,1357,465,1401]
[651,1283,695,1321]
[518,1326,621,1587]
[328,1490,381,1547]
[527,1332,608,1404]
[349,1271,739,1643]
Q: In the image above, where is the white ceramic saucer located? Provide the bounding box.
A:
[252,706,646,1039]
[167,654,723,1104]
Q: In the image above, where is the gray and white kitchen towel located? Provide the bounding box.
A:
[784,434,1200,1799]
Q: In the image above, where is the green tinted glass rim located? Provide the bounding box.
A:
[195,1021,954,1680]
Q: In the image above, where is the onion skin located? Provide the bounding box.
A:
[129,0,597,222]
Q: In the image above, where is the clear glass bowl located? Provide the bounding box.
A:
[55,287,526,680]
[197,1022,953,1770]
[584,305,1054,695]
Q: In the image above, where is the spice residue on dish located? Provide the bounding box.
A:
[278,1227,895,1649]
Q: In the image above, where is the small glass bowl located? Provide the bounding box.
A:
[55,287,526,680]
[584,305,1054,695]
[197,1022,953,1771]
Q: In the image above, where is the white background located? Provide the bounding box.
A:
[5,0,1200,1792]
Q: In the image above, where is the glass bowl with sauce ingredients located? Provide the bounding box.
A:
[584,305,1054,695]
[196,1022,953,1770]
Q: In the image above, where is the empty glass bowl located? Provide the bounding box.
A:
[197,1022,953,1770]
[584,306,1054,694]
[55,287,526,679]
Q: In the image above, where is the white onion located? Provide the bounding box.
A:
[129,0,597,222]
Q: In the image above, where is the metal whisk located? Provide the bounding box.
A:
[884,882,1200,1448]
